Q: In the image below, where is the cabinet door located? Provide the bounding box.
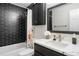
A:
[34,43,66,56]
[38,4,42,25]
[32,3,46,25]
[32,4,39,25]
[38,3,46,25]
[37,3,46,25]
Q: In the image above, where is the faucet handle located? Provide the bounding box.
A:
[54,35,56,38]
[59,35,62,41]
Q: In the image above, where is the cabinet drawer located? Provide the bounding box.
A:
[34,43,66,56]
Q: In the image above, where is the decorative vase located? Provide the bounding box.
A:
[45,35,50,39]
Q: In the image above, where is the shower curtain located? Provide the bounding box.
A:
[26,9,33,49]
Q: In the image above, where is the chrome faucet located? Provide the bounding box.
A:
[52,34,62,41]
[53,35,56,41]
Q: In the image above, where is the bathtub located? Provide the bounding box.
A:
[0,42,34,56]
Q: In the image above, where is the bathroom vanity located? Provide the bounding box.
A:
[34,43,66,56]
[45,3,79,56]
[34,39,79,56]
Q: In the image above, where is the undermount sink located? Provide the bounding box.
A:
[46,41,68,48]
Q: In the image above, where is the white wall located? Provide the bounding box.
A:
[32,25,47,39]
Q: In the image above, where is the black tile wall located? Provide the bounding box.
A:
[0,3,27,47]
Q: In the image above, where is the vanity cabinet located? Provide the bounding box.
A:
[34,43,66,56]
[28,3,46,25]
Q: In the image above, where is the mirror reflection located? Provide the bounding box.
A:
[47,3,79,32]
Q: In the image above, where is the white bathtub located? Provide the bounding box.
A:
[0,42,34,56]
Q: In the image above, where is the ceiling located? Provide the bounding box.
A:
[46,3,60,8]
[11,3,31,8]
[11,3,60,9]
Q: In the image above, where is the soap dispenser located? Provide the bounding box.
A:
[72,33,77,45]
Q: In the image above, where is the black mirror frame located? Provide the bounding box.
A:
[47,3,79,34]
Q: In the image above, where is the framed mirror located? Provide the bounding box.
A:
[47,3,79,34]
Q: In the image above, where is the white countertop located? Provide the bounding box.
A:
[34,39,79,56]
